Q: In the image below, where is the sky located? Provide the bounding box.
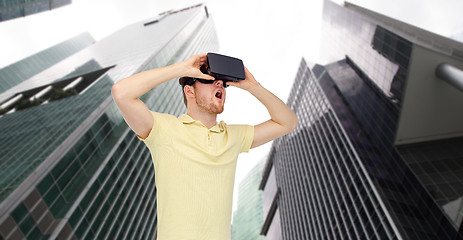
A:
[1,0,463,216]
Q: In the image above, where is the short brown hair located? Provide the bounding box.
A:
[178,76,189,86]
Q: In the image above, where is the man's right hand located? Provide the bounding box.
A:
[179,53,215,80]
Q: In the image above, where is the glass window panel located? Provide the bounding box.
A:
[36,174,53,195]
[11,203,28,223]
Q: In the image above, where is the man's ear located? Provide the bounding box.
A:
[184,85,195,99]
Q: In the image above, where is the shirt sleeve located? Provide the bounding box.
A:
[237,125,254,153]
[137,111,165,147]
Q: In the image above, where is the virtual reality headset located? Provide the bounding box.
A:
[200,53,245,82]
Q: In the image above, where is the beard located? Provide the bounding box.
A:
[195,93,224,114]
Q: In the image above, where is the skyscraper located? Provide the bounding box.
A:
[261,0,463,239]
[0,0,72,22]
[0,4,218,239]
[232,158,266,240]
[0,32,94,94]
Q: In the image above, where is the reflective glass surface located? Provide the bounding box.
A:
[264,59,397,239]
[0,0,71,22]
[320,1,412,106]
[261,0,463,235]
[0,32,94,94]
[231,159,265,240]
[259,1,461,239]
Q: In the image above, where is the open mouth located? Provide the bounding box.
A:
[215,90,223,100]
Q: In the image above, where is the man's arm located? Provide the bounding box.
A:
[227,67,299,149]
[111,53,214,139]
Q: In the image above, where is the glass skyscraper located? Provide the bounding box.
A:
[0,32,94,94]
[232,158,266,240]
[0,4,218,239]
[260,0,463,239]
[0,0,71,22]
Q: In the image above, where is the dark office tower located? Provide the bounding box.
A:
[0,32,94,94]
[232,158,266,240]
[0,0,72,22]
[260,0,463,239]
[0,4,218,239]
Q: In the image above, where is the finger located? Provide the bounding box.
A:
[244,66,251,75]
[191,53,203,62]
[226,81,238,87]
[199,53,208,61]
[201,74,215,80]
[192,54,206,65]
[196,53,207,59]
[243,66,255,79]
[199,56,208,64]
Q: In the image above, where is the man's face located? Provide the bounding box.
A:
[194,80,226,114]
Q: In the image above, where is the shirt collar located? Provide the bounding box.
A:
[178,114,225,133]
[178,114,195,124]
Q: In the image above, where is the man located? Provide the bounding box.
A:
[111,53,298,240]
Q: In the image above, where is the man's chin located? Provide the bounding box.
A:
[213,107,224,114]
[202,105,223,115]
[212,102,224,114]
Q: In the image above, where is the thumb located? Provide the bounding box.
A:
[200,73,215,80]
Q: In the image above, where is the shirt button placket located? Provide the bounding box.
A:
[207,130,211,145]
[207,131,213,153]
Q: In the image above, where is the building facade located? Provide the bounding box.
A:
[0,0,71,22]
[0,4,218,239]
[0,32,94,94]
[232,158,266,240]
[260,0,463,239]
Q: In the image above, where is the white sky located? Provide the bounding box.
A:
[1,0,463,217]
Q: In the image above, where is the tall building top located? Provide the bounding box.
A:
[0,3,207,103]
[344,1,463,60]
[321,0,463,146]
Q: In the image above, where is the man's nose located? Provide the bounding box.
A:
[215,80,224,87]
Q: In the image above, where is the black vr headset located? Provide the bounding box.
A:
[201,53,245,82]
[180,53,245,87]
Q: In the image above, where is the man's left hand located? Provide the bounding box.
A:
[226,66,260,91]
